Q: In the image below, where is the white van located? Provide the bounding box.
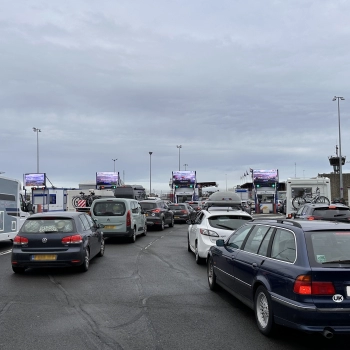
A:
[90,198,147,243]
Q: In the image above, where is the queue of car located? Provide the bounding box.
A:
[10,190,350,339]
[186,192,350,338]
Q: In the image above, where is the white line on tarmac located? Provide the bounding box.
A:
[0,249,12,256]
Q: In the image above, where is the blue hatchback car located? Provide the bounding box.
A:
[207,219,350,338]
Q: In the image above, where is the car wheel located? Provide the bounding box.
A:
[169,216,174,227]
[159,219,165,231]
[79,248,90,272]
[207,257,217,291]
[97,238,105,257]
[12,266,26,274]
[142,223,147,236]
[187,234,191,252]
[195,241,204,264]
[254,286,274,336]
[129,227,136,243]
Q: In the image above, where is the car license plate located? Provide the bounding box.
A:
[347,286,350,297]
[32,255,57,261]
[104,225,116,229]
[175,216,180,219]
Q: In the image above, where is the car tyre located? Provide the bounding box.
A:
[97,238,105,257]
[207,257,217,291]
[254,286,274,336]
[169,216,174,227]
[195,241,204,264]
[79,248,90,272]
[159,219,165,231]
[187,234,191,252]
[142,223,147,236]
[12,266,26,274]
[129,227,136,243]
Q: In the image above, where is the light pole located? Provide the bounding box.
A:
[149,152,153,196]
[333,96,345,199]
[225,174,227,191]
[112,158,118,172]
[33,127,41,173]
[184,163,188,170]
[176,145,182,170]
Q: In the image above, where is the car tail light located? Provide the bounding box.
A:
[181,210,187,214]
[126,210,131,227]
[13,236,29,245]
[200,229,219,237]
[152,209,161,213]
[307,216,315,221]
[61,234,83,244]
[293,275,335,295]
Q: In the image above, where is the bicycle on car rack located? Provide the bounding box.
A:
[292,187,330,209]
[72,191,101,208]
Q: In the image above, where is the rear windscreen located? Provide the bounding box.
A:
[208,215,251,230]
[306,231,350,265]
[20,218,75,233]
[140,202,157,210]
[93,202,126,216]
[168,205,186,210]
[313,208,350,220]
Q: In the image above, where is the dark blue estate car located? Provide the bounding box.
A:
[207,219,350,338]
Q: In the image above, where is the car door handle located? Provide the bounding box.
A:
[252,262,258,268]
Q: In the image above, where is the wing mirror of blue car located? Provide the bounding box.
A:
[216,239,225,247]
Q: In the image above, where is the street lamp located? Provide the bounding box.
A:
[112,158,118,173]
[225,174,227,191]
[33,127,41,173]
[184,163,188,170]
[176,145,182,171]
[149,152,153,196]
[333,96,345,199]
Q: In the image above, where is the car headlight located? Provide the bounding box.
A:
[200,229,219,237]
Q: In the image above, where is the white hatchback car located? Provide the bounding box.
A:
[187,208,252,264]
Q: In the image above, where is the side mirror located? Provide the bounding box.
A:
[32,206,36,214]
[141,210,145,214]
[186,219,192,225]
[216,239,225,247]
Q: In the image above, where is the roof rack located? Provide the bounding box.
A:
[253,218,302,228]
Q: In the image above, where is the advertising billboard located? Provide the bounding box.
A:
[24,173,46,187]
[252,169,278,183]
[172,171,196,185]
[96,172,119,186]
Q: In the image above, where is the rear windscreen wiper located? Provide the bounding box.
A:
[322,260,350,264]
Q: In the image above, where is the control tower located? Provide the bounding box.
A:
[328,145,345,174]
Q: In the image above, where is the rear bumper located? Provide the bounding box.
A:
[11,248,85,268]
[102,227,133,238]
[271,293,350,334]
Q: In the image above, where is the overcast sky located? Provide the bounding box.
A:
[1,0,350,193]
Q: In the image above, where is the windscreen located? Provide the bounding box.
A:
[307,231,350,265]
[93,202,126,216]
[20,218,75,233]
[208,215,251,230]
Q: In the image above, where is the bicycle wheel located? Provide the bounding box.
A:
[72,196,80,208]
[292,196,306,209]
[315,196,330,205]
